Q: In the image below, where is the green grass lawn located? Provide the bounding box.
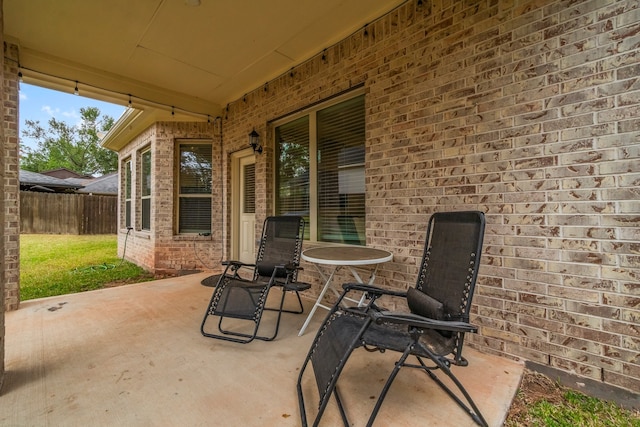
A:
[527,390,640,427]
[20,234,154,300]
[513,389,640,427]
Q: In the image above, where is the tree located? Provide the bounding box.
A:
[20,107,117,176]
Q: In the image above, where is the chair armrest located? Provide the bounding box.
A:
[220,260,256,280]
[283,281,311,291]
[370,311,478,333]
[269,263,302,284]
[222,260,256,268]
[283,262,302,272]
[272,263,300,274]
[342,282,407,298]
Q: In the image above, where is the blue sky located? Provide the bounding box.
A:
[19,83,126,150]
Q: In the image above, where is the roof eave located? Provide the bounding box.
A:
[101,107,211,152]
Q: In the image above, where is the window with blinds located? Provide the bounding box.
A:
[124,159,132,228]
[177,141,212,234]
[276,115,310,227]
[317,96,365,244]
[243,163,256,214]
[141,149,152,231]
[275,93,365,245]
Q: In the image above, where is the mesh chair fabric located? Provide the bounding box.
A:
[201,216,306,343]
[256,217,303,279]
[418,213,482,321]
[310,312,366,404]
[297,211,487,426]
[211,277,270,320]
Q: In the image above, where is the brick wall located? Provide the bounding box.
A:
[1,3,6,386]
[3,42,20,312]
[118,121,221,273]
[221,0,640,393]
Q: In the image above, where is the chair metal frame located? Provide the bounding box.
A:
[297,211,487,426]
[200,216,308,343]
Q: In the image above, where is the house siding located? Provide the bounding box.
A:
[217,0,640,394]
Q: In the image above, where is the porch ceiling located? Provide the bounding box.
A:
[4,0,405,119]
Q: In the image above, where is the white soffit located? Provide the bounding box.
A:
[5,0,407,113]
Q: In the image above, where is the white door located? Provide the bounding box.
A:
[238,155,256,264]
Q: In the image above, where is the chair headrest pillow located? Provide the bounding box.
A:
[407,287,445,320]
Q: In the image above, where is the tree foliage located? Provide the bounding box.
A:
[20,107,117,176]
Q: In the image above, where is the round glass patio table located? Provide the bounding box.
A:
[298,246,393,336]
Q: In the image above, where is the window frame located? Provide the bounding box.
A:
[140,148,152,231]
[123,158,132,229]
[272,89,366,244]
[174,139,213,235]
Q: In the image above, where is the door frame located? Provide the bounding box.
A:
[230,148,256,261]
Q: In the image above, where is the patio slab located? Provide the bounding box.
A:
[1,272,523,426]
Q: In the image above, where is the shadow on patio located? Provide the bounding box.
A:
[1,272,523,426]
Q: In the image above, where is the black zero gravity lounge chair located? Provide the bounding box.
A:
[200,215,308,343]
[297,211,487,426]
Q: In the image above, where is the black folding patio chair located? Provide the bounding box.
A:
[200,215,308,343]
[297,211,487,426]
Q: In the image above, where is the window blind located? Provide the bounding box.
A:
[243,163,256,214]
[317,95,365,245]
[275,115,310,221]
[178,143,212,234]
[179,144,212,194]
[141,150,152,231]
[179,198,212,233]
[124,160,132,228]
[274,94,366,245]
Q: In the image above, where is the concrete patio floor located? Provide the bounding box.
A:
[1,272,524,426]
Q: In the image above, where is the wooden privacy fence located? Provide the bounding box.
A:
[20,191,117,235]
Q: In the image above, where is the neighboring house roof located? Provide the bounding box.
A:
[63,177,94,186]
[76,172,118,195]
[40,168,93,180]
[19,170,83,192]
[19,170,118,195]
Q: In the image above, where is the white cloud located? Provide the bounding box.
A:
[62,110,79,120]
[19,93,28,101]
[41,105,59,116]
[41,106,80,122]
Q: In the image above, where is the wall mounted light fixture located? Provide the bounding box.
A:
[249,129,262,154]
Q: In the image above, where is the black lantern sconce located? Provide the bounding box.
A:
[249,129,263,154]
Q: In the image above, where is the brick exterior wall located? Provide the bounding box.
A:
[2,0,636,403]
[1,4,6,386]
[105,0,640,395]
[117,121,222,274]
[215,0,640,394]
[3,41,20,313]
[1,12,21,388]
